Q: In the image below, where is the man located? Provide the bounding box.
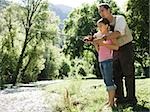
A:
[97,3,137,106]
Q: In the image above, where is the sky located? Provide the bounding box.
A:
[49,0,95,8]
[7,0,128,12]
[49,0,128,11]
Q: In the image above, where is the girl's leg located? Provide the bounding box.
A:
[107,89,115,107]
[99,62,109,105]
[101,60,116,107]
[99,60,116,107]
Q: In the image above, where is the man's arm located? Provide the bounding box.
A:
[104,31,121,40]
[103,38,119,50]
[93,37,119,50]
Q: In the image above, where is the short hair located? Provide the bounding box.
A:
[97,18,110,26]
[98,3,110,10]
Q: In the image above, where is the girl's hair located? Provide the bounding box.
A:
[97,18,114,31]
[97,18,110,26]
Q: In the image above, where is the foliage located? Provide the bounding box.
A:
[0,0,59,85]
[69,58,94,77]
[126,0,149,76]
[59,60,70,79]
[38,44,61,80]
[63,0,121,77]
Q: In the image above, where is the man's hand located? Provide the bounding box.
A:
[103,36,107,41]
[104,31,121,40]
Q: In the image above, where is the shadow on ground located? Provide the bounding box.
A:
[112,103,150,112]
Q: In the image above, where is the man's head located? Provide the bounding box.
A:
[97,3,111,18]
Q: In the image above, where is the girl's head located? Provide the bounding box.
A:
[97,18,110,33]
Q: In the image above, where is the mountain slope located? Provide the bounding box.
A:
[49,4,73,21]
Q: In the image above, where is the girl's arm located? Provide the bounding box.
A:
[92,37,119,50]
[91,41,99,52]
[84,37,99,52]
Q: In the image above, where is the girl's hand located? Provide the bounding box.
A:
[83,35,93,44]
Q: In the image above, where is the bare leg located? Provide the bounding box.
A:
[107,90,115,107]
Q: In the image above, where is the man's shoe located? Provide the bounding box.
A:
[125,98,137,106]
[115,98,126,105]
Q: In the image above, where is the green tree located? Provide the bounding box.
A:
[59,61,70,79]
[0,4,19,87]
[38,44,61,80]
[0,0,59,85]
[11,0,59,85]
[126,0,149,77]
[63,0,121,78]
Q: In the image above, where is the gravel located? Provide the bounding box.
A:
[0,81,63,112]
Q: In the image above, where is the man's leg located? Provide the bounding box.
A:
[113,52,124,102]
[119,42,137,105]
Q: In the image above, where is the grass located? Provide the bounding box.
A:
[44,78,150,112]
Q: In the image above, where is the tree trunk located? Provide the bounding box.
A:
[83,47,102,78]
[8,0,42,86]
[0,74,4,90]
[94,53,102,79]
[12,33,28,86]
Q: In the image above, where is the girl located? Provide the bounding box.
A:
[84,18,119,107]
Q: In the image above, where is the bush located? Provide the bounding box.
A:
[38,44,61,80]
[78,67,86,76]
[0,50,18,84]
[68,58,94,78]
[59,61,70,79]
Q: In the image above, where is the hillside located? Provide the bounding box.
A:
[50,4,73,21]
